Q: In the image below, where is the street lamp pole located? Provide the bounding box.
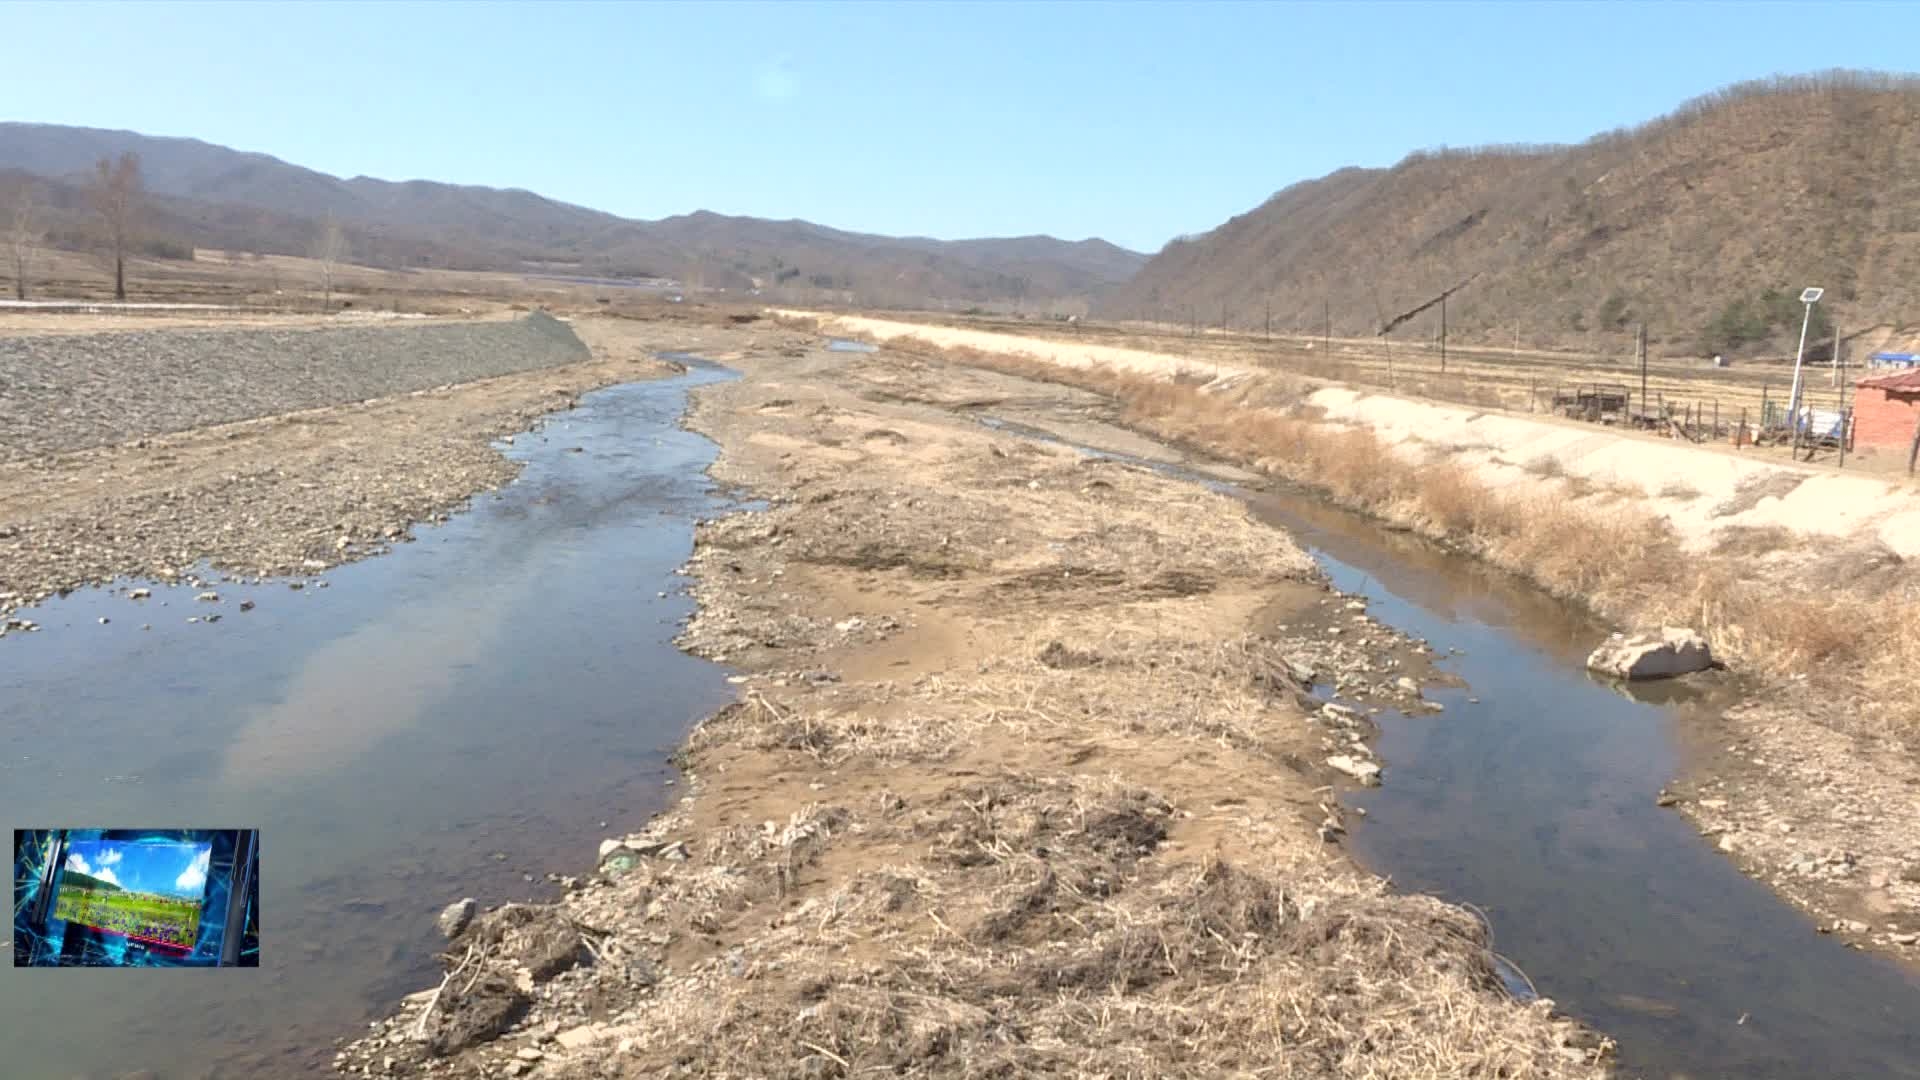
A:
[1785,286,1823,433]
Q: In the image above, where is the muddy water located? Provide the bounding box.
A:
[1248,490,1920,1080]
[0,364,739,1079]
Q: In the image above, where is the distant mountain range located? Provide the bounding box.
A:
[0,123,1146,308]
[1101,72,1920,355]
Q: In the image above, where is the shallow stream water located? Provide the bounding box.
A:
[0,363,738,1078]
[1243,490,1920,1078]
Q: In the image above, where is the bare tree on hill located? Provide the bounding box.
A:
[8,184,37,301]
[313,215,348,311]
[90,152,143,301]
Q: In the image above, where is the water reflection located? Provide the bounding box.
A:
[0,366,739,1078]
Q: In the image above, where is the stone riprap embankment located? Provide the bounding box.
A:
[0,311,590,462]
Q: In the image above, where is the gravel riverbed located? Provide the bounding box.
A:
[0,311,588,461]
[0,313,774,626]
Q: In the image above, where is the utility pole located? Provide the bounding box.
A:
[1637,322,1648,424]
[1322,296,1330,355]
[1831,322,1843,388]
[1439,294,1447,373]
[1786,287,1824,434]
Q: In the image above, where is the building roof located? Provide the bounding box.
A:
[1857,369,1920,392]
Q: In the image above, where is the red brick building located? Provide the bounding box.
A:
[1853,369,1920,450]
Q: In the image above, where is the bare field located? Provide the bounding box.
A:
[6,244,697,319]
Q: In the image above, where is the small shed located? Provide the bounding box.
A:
[1852,369,1920,449]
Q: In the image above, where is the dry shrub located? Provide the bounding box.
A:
[1862,601,1920,732]
[1414,461,1487,533]
[1496,494,1682,606]
[1317,427,1409,505]
[1749,593,1875,672]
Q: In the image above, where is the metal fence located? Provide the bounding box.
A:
[1526,381,1858,465]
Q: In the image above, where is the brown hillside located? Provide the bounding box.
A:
[1100,73,1920,357]
[0,125,1145,309]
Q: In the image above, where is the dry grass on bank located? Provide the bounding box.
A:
[905,342,1920,739]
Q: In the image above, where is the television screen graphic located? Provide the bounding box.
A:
[12,829,259,968]
[53,838,212,953]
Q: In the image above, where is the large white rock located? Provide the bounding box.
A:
[1587,627,1714,680]
[1326,755,1382,786]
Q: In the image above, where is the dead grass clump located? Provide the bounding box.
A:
[1658,478,1703,499]
[1525,453,1568,478]
[973,629,1317,750]
[993,565,1127,595]
[1036,640,1102,669]
[1713,471,1805,517]
[924,775,1170,875]
[795,534,978,579]
[614,852,1609,1078]
[1711,524,1798,557]
[696,694,982,767]
[1799,539,1907,593]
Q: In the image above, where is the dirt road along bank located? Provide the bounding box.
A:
[0,313,754,628]
[334,343,1609,1077]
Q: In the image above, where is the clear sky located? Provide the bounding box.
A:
[6,1,1917,252]
[66,838,211,898]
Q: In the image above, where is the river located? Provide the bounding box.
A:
[0,364,738,1078]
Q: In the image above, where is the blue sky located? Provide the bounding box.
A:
[6,1,1917,252]
[66,838,211,898]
